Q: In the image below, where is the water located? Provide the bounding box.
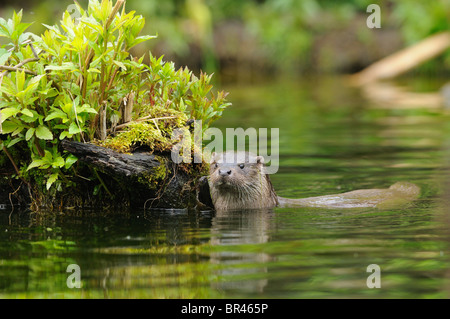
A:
[1,76,450,298]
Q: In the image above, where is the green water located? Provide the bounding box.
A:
[1,76,450,298]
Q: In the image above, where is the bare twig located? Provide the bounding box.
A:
[99,105,107,140]
[105,0,125,30]
[152,119,161,135]
[0,64,37,76]
[122,91,134,123]
[2,146,22,178]
[106,66,119,92]
[13,57,39,69]
[0,42,40,77]
[29,42,39,60]
[1,144,31,189]
[8,183,22,224]
[112,116,176,131]
[92,168,113,197]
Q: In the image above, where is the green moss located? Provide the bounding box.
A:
[97,106,189,154]
[136,156,168,190]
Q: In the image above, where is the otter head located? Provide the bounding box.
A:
[208,151,278,210]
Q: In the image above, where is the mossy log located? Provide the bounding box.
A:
[59,140,213,210]
[0,141,213,211]
[60,140,161,179]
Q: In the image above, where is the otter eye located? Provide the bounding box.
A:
[239,164,245,169]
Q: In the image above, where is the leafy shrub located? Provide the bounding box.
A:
[0,0,230,193]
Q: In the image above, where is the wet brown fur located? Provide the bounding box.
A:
[209,151,278,210]
[209,151,420,211]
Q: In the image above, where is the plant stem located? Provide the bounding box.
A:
[2,145,21,176]
[81,0,125,101]
[34,138,45,157]
[1,143,29,186]
[85,0,126,133]
[92,167,112,197]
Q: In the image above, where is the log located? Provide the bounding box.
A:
[59,140,213,210]
[60,140,161,178]
[349,32,450,86]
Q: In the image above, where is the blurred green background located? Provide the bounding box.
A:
[1,0,449,82]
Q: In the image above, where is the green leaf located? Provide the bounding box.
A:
[20,111,39,123]
[0,48,12,65]
[59,131,72,140]
[12,10,23,28]
[52,156,65,168]
[68,122,82,135]
[46,173,59,190]
[87,68,101,73]
[20,109,33,117]
[1,107,20,120]
[0,120,19,134]
[0,17,12,37]
[82,20,103,34]
[22,74,44,97]
[45,109,68,121]
[25,127,35,141]
[127,35,157,49]
[93,184,100,196]
[11,22,33,42]
[11,124,24,136]
[35,125,53,140]
[64,154,78,169]
[43,150,53,161]
[44,63,77,71]
[18,31,33,44]
[58,102,71,116]
[7,137,23,148]
[27,159,47,171]
[42,23,60,34]
[112,60,127,71]
[77,104,98,114]
[15,70,25,92]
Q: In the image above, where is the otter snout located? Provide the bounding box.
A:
[219,168,232,176]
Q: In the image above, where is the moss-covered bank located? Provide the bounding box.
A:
[0,1,228,211]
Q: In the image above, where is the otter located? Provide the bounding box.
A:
[207,151,420,211]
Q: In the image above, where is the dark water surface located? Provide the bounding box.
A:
[1,76,450,298]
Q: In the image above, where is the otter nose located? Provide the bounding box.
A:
[219,169,232,176]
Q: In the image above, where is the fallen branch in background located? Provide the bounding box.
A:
[349,32,450,86]
[347,32,450,108]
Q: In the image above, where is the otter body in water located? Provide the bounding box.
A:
[208,151,420,211]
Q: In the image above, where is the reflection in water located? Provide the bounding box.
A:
[210,209,274,293]
[1,197,450,298]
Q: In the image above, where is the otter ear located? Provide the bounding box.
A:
[256,156,264,164]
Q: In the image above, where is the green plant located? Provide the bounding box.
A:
[0,0,230,195]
